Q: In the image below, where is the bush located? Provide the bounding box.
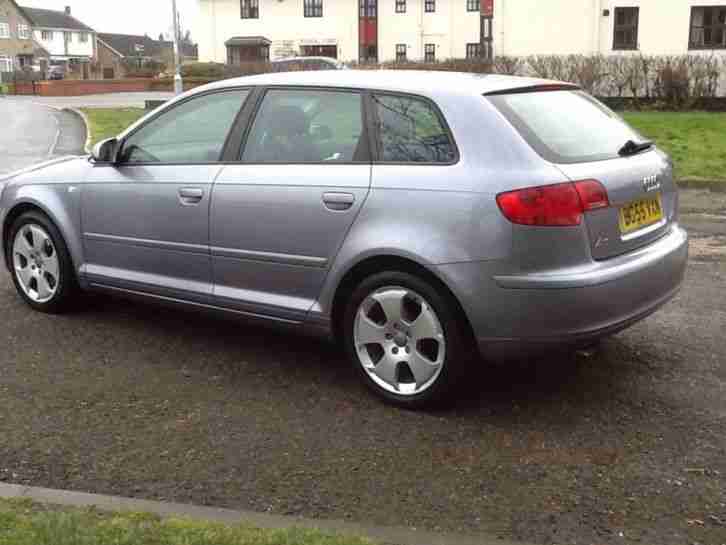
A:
[180,61,225,79]
[187,54,723,109]
[121,58,166,78]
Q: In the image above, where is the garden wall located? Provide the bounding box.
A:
[31,79,154,96]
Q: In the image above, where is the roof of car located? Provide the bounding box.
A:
[206,69,571,97]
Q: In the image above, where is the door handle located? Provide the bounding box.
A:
[178,187,204,205]
[322,192,355,211]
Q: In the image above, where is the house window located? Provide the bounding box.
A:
[466,43,481,58]
[467,0,479,11]
[613,7,639,50]
[240,0,259,19]
[424,43,435,62]
[0,23,9,39]
[425,0,435,13]
[481,16,493,60]
[64,31,73,43]
[18,24,31,39]
[304,0,323,17]
[689,6,726,49]
[0,55,12,72]
[360,0,377,17]
[396,0,406,13]
[78,31,88,43]
[396,44,406,62]
[41,30,54,41]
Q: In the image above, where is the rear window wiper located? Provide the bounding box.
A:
[618,139,654,157]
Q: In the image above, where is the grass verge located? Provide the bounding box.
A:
[0,499,374,545]
[80,108,145,147]
[622,111,726,182]
[78,107,725,183]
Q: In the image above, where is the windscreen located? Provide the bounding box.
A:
[488,90,647,164]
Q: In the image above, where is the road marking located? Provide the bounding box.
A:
[48,110,61,158]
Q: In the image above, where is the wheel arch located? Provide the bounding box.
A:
[329,253,476,347]
[2,198,82,278]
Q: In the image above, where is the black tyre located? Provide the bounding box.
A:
[6,210,79,313]
[342,270,472,408]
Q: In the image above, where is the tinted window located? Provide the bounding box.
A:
[242,89,366,163]
[488,90,645,164]
[372,94,455,163]
[121,90,249,164]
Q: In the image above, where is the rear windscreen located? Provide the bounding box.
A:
[488,90,646,164]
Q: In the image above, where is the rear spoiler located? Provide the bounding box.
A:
[484,83,581,96]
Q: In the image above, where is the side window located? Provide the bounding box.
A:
[241,89,366,163]
[120,90,249,164]
[372,94,456,163]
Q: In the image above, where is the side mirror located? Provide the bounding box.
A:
[91,137,119,163]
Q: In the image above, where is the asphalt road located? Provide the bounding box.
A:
[0,98,86,175]
[0,155,724,543]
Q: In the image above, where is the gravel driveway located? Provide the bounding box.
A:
[0,190,724,545]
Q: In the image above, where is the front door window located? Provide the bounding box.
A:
[120,90,249,164]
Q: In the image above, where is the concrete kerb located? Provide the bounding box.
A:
[63,107,92,154]
[0,483,529,545]
[676,178,726,193]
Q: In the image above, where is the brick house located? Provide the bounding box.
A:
[0,0,48,74]
[97,32,198,79]
[21,5,97,80]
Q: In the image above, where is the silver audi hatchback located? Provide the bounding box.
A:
[0,71,688,407]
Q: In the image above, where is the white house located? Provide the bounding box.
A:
[196,0,726,64]
[21,5,96,77]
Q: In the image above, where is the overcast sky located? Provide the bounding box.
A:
[20,0,198,39]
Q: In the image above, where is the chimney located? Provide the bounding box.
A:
[64,6,71,15]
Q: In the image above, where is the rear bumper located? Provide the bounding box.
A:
[437,224,688,360]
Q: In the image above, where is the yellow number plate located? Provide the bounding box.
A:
[619,194,664,234]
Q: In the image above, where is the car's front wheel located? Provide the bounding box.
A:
[343,271,471,408]
[6,211,78,313]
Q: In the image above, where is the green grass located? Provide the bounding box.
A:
[79,107,726,182]
[80,108,145,147]
[0,499,374,545]
[622,111,726,181]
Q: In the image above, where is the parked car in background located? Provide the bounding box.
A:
[0,71,688,408]
[271,56,345,72]
[48,65,65,80]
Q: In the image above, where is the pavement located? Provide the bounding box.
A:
[0,98,86,175]
[4,91,174,109]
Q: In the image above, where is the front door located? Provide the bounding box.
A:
[211,88,371,321]
[82,89,251,303]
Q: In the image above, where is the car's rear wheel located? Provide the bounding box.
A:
[7,211,78,313]
[343,271,470,408]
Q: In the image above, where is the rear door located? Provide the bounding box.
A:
[210,87,372,321]
[488,89,676,260]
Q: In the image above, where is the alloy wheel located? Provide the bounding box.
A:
[13,224,60,304]
[354,286,446,395]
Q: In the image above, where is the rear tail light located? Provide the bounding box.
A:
[574,179,610,211]
[496,180,609,226]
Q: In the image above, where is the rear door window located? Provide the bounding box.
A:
[488,90,646,164]
[241,89,367,163]
[371,93,456,164]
